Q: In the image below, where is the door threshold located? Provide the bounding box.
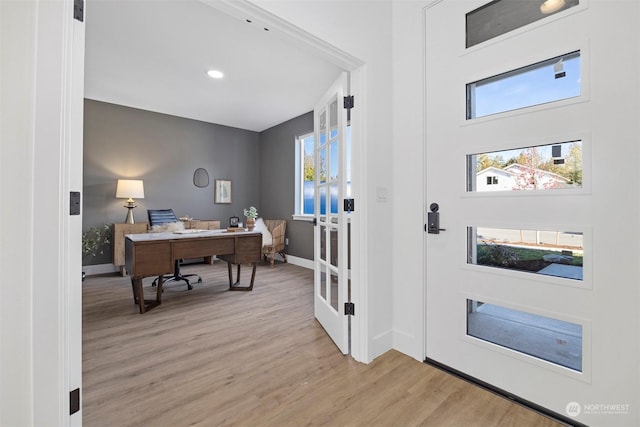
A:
[423,357,586,427]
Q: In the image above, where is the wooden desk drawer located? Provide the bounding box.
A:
[232,235,262,264]
[126,240,172,277]
[173,237,234,259]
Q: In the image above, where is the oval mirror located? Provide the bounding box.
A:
[193,168,209,188]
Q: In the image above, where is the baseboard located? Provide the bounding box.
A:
[83,263,118,276]
[370,329,394,361]
[286,255,313,270]
[392,329,423,362]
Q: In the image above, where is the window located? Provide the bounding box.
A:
[468,226,584,281]
[467,51,581,119]
[468,140,583,192]
[467,300,582,372]
[294,132,315,219]
[466,0,580,48]
[294,127,351,220]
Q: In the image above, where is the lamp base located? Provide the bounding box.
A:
[124,206,136,224]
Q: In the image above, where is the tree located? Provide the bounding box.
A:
[304,153,327,182]
[564,142,583,185]
[511,147,558,190]
[476,153,506,172]
[304,154,314,181]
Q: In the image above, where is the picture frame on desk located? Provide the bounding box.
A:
[214,179,232,204]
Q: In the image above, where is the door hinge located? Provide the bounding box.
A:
[344,302,355,316]
[343,95,354,110]
[70,388,80,415]
[74,0,84,22]
[343,198,354,213]
[313,217,317,226]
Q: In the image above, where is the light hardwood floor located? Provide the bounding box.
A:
[83,261,563,427]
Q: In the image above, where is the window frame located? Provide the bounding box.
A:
[466,50,581,120]
[293,132,315,222]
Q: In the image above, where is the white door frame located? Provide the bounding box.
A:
[205,0,368,362]
[9,2,368,423]
[1,0,84,425]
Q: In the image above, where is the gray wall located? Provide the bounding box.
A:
[83,99,260,265]
[259,112,314,260]
[83,100,314,265]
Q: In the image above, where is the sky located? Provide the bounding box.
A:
[473,52,581,118]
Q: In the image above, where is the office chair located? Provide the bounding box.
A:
[147,209,202,290]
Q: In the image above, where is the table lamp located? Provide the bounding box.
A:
[116,179,145,224]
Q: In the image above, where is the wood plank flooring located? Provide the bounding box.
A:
[83,261,563,427]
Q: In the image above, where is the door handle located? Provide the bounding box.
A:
[427,203,446,234]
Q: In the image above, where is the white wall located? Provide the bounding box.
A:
[1,2,38,424]
[249,0,395,362]
[390,0,427,361]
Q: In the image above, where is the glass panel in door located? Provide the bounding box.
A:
[314,73,349,354]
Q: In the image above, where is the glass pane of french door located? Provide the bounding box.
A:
[314,73,349,354]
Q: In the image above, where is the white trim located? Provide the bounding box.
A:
[286,255,314,270]
[348,65,368,363]
[68,7,85,426]
[292,214,314,222]
[293,132,314,218]
[22,0,83,424]
[83,263,119,276]
[201,0,362,71]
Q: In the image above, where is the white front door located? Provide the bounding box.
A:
[313,73,350,354]
[425,1,639,426]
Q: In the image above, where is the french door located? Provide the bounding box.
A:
[313,73,350,354]
[425,1,639,426]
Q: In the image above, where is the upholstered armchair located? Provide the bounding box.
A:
[262,219,287,267]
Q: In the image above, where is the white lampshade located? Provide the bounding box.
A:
[116,179,145,200]
[116,179,144,224]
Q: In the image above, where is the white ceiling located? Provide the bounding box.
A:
[84,0,344,132]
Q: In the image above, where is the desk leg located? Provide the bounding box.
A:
[156,275,163,304]
[227,262,233,287]
[228,262,257,291]
[131,277,145,314]
[131,278,139,305]
[131,276,163,314]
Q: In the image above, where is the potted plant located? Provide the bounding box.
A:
[82,223,112,280]
[243,206,258,231]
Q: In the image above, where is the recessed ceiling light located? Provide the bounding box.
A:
[540,0,565,14]
[207,69,224,79]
